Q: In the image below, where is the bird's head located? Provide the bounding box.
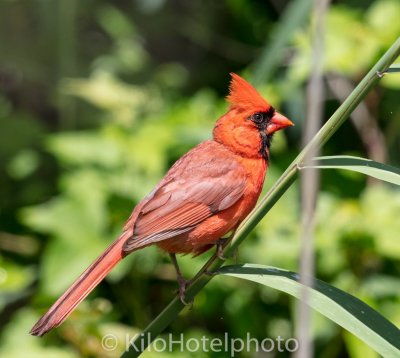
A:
[213,73,294,160]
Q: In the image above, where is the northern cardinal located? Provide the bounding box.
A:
[30,73,293,336]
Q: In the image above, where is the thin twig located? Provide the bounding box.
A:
[327,73,387,164]
[296,0,330,357]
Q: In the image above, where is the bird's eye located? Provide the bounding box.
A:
[250,112,264,124]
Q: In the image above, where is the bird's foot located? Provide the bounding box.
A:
[216,238,229,260]
[169,253,193,306]
[177,276,193,307]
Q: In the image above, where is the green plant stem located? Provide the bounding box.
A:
[121,36,400,358]
[252,0,313,84]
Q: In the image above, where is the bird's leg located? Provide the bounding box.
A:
[216,238,228,260]
[216,230,238,261]
[169,253,192,306]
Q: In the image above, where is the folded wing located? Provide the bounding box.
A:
[122,149,246,253]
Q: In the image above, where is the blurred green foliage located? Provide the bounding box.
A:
[0,1,399,357]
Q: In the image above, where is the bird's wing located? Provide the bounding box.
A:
[122,148,246,253]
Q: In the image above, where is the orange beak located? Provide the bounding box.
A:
[266,112,294,135]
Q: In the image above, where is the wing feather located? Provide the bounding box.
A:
[122,141,247,253]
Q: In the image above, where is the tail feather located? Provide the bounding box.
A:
[30,231,131,336]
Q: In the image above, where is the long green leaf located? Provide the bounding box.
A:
[217,264,400,357]
[387,63,400,73]
[299,155,400,185]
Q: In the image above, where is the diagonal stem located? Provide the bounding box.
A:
[121,36,400,358]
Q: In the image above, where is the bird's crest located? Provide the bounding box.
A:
[226,73,270,112]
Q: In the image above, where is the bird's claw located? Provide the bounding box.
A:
[177,277,193,307]
[216,238,228,260]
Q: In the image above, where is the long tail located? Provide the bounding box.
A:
[30,231,131,336]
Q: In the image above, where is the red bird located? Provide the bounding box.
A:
[30,73,293,336]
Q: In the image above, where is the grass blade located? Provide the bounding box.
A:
[387,64,400,73]
[217,264,400,357]
[299,155,400,185]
